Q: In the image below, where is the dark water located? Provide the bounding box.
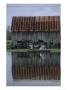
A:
[7,51,61,86]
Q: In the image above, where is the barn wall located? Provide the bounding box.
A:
[12,31,60,48]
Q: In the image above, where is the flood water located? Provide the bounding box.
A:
[7,51,61,86]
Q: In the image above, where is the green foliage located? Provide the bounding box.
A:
[6,26,11,40]
[7,40,12,49]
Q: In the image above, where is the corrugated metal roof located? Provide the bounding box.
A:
[11,16,60,32]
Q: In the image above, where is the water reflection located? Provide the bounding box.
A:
[12,52,60,80]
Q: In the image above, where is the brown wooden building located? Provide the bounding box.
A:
[11,16,60,48]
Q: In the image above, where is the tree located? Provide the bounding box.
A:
[6,26,11,40]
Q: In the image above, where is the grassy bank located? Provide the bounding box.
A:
[7,48,60,53]
[48,48,60,53]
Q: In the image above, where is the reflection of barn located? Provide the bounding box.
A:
[11,16,60,48]
[12,52,60,80]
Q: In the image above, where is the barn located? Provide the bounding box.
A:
[11,16,60,49]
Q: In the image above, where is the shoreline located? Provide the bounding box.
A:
[7,48,60,53]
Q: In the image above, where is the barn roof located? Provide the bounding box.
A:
[11,16,60,32]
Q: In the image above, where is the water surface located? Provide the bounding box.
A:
[7,51,60,86]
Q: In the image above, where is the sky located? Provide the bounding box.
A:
[6,4,60,26]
